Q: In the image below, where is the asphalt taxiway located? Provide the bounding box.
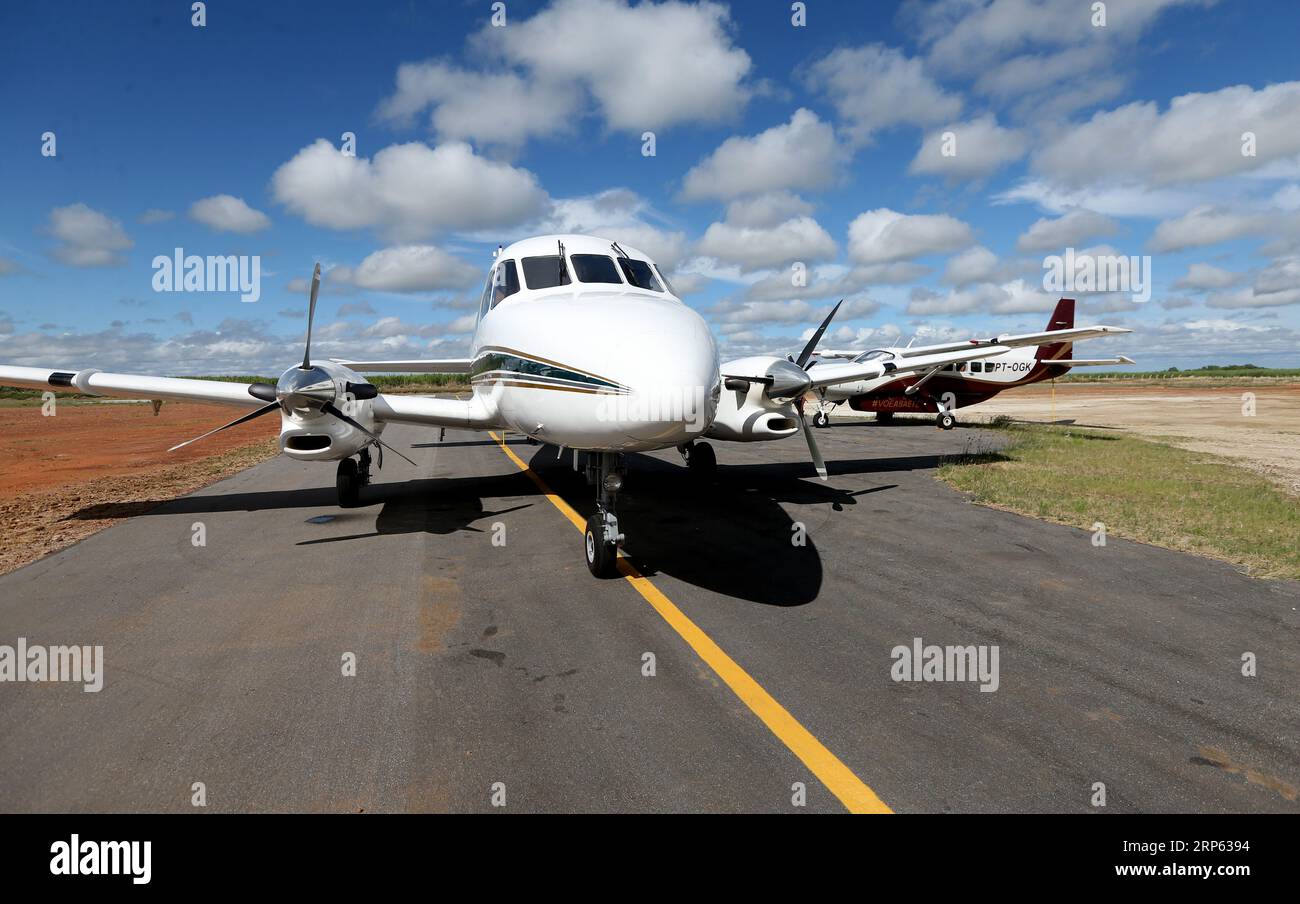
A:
[0,419,1296,812]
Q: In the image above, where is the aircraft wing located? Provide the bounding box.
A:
[0,364,271,408]
[330,358,473,373]
[891,325,1130,359]
[0,363,495,430]
[806,324,1134,389]
[1042,356,1135,368]
[371,393,493,428]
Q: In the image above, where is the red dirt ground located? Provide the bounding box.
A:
[0,400,277,496]
[0,400,280,575]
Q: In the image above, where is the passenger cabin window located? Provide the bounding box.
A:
[522,255,571,289]
[490,260,520,308]
[617,257,664,292]
[571,254,623,285]
[970,361,983,373]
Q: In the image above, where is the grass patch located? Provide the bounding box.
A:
[1063,365,1300,382]
[938,423,1300,580]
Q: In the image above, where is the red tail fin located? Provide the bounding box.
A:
[1036,298,1074,362]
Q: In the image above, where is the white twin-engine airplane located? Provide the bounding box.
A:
[0,234,1131,577]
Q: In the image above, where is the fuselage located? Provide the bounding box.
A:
[468,234,720,451]
[819,344,1070,413]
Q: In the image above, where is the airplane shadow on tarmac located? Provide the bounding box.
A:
[518,444,902,606]
[62,447,964,607]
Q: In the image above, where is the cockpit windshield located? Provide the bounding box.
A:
[522,255,572,290]
[853,349,893,364]
[617,257,664,292]
[571,254,623,285]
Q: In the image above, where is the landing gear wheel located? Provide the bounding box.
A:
[686,441,717,479]
[584,514,618,578]
[875,411,894,424]
[336,458,360,507]
[937,412,956,430]
[813,410,830,428]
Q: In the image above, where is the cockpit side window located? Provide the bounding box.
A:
[571,254,624,285]
[653,264,678,297]
[521,255,572,290]
[852,349,893,364]
[477,271,493,323]
[617,257,664,292]
[490,260,520,309]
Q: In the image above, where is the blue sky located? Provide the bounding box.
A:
[2,0,1299,374]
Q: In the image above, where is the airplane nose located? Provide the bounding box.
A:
[606,298,719,445]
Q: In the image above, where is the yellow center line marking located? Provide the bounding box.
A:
[489,432,893,814]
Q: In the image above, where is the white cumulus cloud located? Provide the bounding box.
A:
[271,139,548,241]
[681,109,840,201]
[46,203,133,267]
[331,246,481,293]
[848,208,974,265]
[189,195,271,234]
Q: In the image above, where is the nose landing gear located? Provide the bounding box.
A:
[584,451,625,577]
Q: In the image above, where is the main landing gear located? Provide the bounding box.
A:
[583,451,626,578]
[935,402,957,430]
[678,440,717,479]
[336,446,375,507]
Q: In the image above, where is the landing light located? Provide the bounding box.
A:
[603,473,623,493]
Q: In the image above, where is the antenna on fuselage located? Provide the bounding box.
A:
[494,244,502,260]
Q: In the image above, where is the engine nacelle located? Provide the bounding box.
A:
[277,362,382,461]
[704,371,801,442]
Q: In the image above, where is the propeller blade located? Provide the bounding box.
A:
[798,407,828,481]
[302,262,322,369]
[168,402,279,452]
[320,401,416,466]
[795,299,844,369]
